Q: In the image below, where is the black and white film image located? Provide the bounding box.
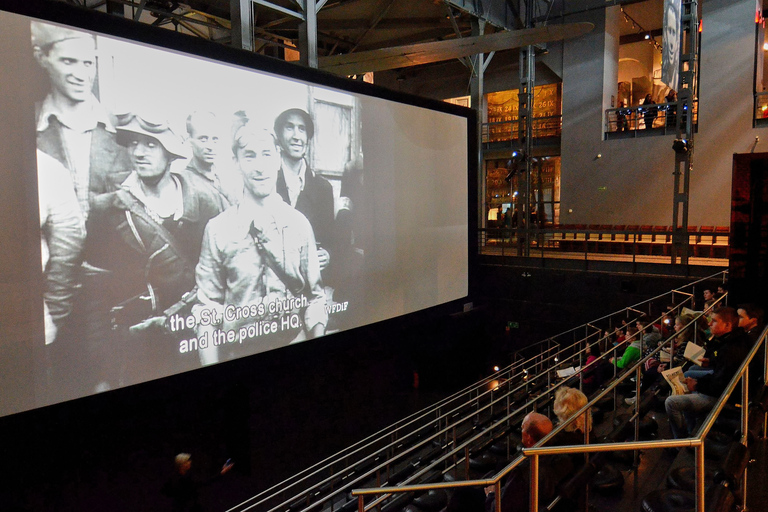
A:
[661,0,681,90]
[3,10,468,415]
[32,19,366,401]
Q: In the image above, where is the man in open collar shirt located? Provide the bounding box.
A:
[184,111,242,209]
[32,21,129,219]
[195,120,326,365]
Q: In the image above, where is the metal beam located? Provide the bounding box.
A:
[253,0,305,20]
[471,18,486,232]
[444,0,520,31]
[349,0,398,53]
[231,0,253,50]
[132,0,148,21]
[299,0,318,67]
[444,1,471,69]
[671,0,699,265]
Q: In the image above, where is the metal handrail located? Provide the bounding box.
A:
[479,225,730,263]
[527,318,766,512]
[232,271,726,512]
[230,341,562,512]
[351,294,744,512]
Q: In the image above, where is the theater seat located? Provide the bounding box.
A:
[666,466,715,491]
[639,416,659,439]
[706,483,735,512]
[469,452,498,471]
[641,489,695,512]
[713,442,749,488]
[591,463,624,494]
[412,489,448,512]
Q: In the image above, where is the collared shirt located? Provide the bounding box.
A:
[195,194,327,346]
[282,159,307,207]
[120,171,184,224]
[37,94,115,218]
[184,158,242,208]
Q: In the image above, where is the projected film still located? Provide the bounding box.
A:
[0,10,469,416]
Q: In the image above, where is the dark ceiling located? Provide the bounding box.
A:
[77,0,662,63]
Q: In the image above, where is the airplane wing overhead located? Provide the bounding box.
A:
[318,22,594,76]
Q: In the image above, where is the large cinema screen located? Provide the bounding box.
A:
[0,7,470,417]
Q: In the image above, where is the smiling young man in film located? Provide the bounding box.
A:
[193,114,327,365]
[32,21,129,220]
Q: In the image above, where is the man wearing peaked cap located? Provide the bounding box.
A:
[80,112,223,390]
[32,20,130,220]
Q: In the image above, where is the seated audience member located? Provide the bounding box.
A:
[552,387,592,446]
[582,342,607,395]
[625,314,694,405]
[636,316,662,349]
[610,326,642,370]
[738,304,764,342]
[738,303,766,392]
[665,307,751,438]
[716,283,728,299]
[484,412,573,512]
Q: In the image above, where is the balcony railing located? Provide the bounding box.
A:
[605,101,698,136]
[478,224,729,265]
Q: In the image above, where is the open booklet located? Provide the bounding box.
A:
[683,341,706,365]
[661,366,689,395]
[556,366,581,378]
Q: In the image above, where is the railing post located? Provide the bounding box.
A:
[358,494,365,512]
[495,480,502,512]
[742,367,749,511]
[465,446,471,479]
[529,454,539,512]
[696,443,705,512]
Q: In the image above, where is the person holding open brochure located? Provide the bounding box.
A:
[665,307,751,439]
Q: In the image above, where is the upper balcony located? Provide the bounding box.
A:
[604,101,699,139]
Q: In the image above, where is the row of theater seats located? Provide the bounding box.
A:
[382,356,761,512]
[552,225,729,258]
[272,365,552,512]
[630,381,768,512]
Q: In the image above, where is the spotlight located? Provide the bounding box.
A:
[493,365,500,372]
[644,34,650,40]
[672,138,691,153]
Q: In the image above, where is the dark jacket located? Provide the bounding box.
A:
[276,166,335,253]
[85,169,223,317]
[696,328,752,397]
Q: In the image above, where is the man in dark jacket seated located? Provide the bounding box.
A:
[484,412,574,512]
[665,307,751,438]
